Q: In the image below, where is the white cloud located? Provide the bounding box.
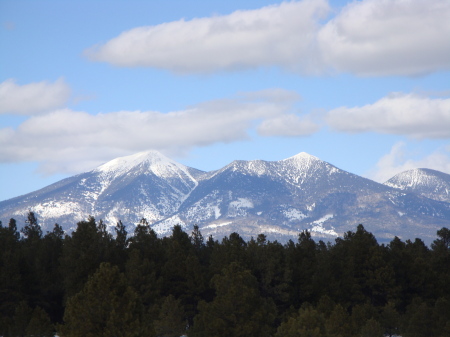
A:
[318,0,450,76]
[85,0,450,76]
[325,93,450,138]
[257,114,319,137]
[85,0,329,74]
[0,89,318,174]
[0,78,71,115]
[368,142,450,182]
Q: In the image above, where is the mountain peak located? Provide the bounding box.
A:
[385,168,450,203]
[385,168,448,186]
[282,152,319,162]
[95,150,172,174]
[92,150,198,183]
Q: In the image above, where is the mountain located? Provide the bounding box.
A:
[384,168,450,203]
[158,153,450,243]
[0,151,203,232]
[1,151,449,244]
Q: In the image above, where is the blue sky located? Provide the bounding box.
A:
[1,0,449,202]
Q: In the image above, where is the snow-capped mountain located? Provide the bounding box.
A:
[159,153,450,243]
[384,168,450,203]
[1,151,449,244]
[0,151,203,232]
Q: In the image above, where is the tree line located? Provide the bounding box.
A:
[0,212,449,336]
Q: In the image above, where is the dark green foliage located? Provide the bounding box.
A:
[114,220,128,250]
[433,297,450,337]
[153,295,186,337]
[60,216,114,298]
[26,306,54,337]
[1,212,449,336]
[21,211,42,241]
[275,306,326,337]
[403,298,434,337]
[60,262,143,337]
[9,301,33,336]
[191,262,276,337]
[360,318,384,337]
[380,301,400,336]
[325,304,353,337]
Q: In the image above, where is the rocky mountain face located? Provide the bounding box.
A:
[1,151,449,244]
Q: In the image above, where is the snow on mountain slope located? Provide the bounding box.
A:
[385,168,450,203]
[96,150,194,181]
[1,151,449,244]
[0,150,202,232]
[162,153,449,243]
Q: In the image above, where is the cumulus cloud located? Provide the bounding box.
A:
[85,0,329,74]
[318,0,450,76]
[85,0,450,76]
[368,142,450,182]
[0,78,71,115]
[0,89,318,174]
[325,93,450,138]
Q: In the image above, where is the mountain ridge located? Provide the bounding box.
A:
[1,150,449,244]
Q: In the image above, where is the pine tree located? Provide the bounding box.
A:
[275,306,326,337]
[191,262,276,337]
[351,302,379,334]
[190,225,204,251]
[380,301,400,337]
[0,218,22,332]
[60,216,114,298]
[403,299,433,337]
[360,318,384,337]
[325,304,352,337]
[21,211,42,241]
[153,295,186,337]
[125,248,161,308]
[432,297,450,337]
[26,306,54,337]
[60,262,142,337]
[9,301,33,337]
[114,220,128,250]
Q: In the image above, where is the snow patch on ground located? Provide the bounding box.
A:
[307,203,315,211]
[152,215,187,235]
[214,206,221,219]
[185,195,224,222]
[230,198,253,208]
[26,201,86,219]
[310,214,338,236]
[312,214,334,225]
[203,221,232,229]
[283,208,307,221]
[228,198,253,217]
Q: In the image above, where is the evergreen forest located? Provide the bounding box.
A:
[1,212,450,336]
